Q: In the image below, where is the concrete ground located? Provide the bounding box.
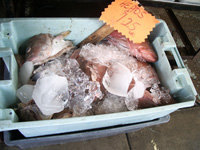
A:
[1,6,200,150]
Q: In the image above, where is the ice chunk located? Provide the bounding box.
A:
[16,85,34,104]
[19,61,34,85]
[31,58,103,116]
[32,74,69,116]
[125,80,145,110]
[62,59,103,116]
[94,93,127,115]
[102,62,132,97]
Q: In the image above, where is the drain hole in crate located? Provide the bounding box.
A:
[165,51,178,70]
[0,57,10,80]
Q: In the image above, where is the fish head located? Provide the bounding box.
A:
[51,31,73,56]
[25,31,73,65]
[25,33,53,65]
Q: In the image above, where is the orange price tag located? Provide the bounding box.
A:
[99,0,159,43]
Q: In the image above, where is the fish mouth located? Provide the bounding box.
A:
[58,30,71,39]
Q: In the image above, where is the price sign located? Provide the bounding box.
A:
[99,0,159,43]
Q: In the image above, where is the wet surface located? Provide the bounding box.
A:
[128,107,200,150]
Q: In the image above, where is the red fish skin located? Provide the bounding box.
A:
[160,97,176,105]
[77,57,92,78]
[128,79,135,92]
[70,50,107,95]
[70,49,92,80]
[107,31,158,62]
[70,48,159,100]
[77,57,107,94]
[110,31,127,41]
[127,39,158,62]
[138,90,158,109]
[135,60,160,89]
[70,49,81,59]
[70,46,172,109]
[138,88,176,109]
[25,34,52,63]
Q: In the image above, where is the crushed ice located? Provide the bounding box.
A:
[150,83,171,104]
[17,43,173,119]
[94,93,127,114]
[80,43,138,71]
[62,59,103,116]
[32,58,103,116]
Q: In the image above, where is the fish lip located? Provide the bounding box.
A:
[56,30,71,40]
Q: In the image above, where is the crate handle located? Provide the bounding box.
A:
[0,47,18,109]
[152,34,197,98]
[161,32,185,68]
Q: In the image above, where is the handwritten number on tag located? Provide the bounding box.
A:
[120,18,140,37]
[99,0,160,43]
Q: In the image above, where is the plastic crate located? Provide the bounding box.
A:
[0,18,197,137]
[4,115,170,149]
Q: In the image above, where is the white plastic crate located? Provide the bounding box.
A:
[0,18,197,137]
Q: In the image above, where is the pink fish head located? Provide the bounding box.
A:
[25,31,73,65]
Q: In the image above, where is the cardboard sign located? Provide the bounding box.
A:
[100,0,159,43]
